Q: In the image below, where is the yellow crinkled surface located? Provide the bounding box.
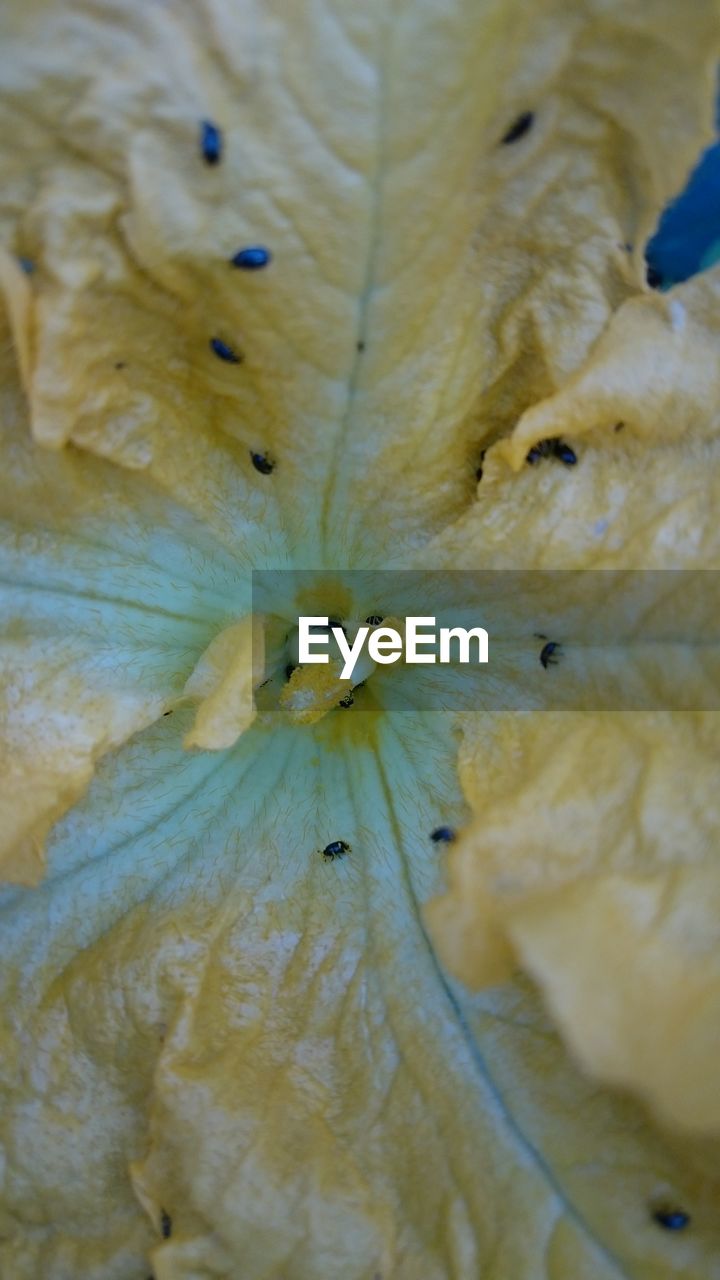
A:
[182,616,262,749]
[1,1,720,1278]
[426,266,720,571]
[0,315,240,884]
[0,0,716,558]
[427,711,720,1134]
[426,266,720,1141]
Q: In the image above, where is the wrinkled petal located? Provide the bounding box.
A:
[424,242,720,1139]
[500,268,720,465]
[0,312,243,881]
[3,712,720,1278]
[0,0,717,561]
[183,616,262,749]
[427,711,720,1134]
[1,0,720,1277]
[427,273,720,574]
[507,866,720,1135]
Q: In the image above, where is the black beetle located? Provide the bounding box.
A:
[210,337,242,364]
[431,826,456,844]
[540,641,561,669]
[200,119,223,165]
[250,451,275,475]
[526,438,577,467]
[323,840,350,860]
[652,1206,690,1232]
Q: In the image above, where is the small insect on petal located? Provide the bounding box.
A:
[200,119,222,165]
[431,826,456,844]
[652,1207,691,1232]
[231,246,272,270]
[323,840,351,861]
[210,337,242,364]
[160,1210,172,1239]
[365,615,383,626]
[526,437,576,467]
[554,442,577,466]
[540,641,561,669]
[526,439,552,465]
[501,111,534,144]
[250,451,275,475]
[338,691,354,708]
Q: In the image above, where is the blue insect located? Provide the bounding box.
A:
[540,641,561,669]
[200,119,222,165]
[431,826,456,844]
[231,246,272,270]
[250,451,275,475]
[210,337,241,364]
[526,438,577,467]
[501,111,534,145]
[323,840,350,861]
[652,1207,690,1232]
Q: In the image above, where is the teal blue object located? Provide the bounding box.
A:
[645,97,720,287]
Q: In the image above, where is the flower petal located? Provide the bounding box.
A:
[507,865,720,1134]
[183,616,263,750]
[427,710,720,1134]
[0,0,717,561]
[427,269,720,570]
[3,712,720,1277]
[0,309,242,882]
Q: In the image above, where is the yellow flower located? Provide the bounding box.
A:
[1,1,720,1277]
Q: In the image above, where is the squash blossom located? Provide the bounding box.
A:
[3,1,720,1277]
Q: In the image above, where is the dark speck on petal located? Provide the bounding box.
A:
[652,1207,691,1232]
[323,840,350,860]
[431,826,456,844]
[160,1210,172,1240]
[250,451,275,475]
[200,119,222,165]
[501,111,534,145]
[540,641,561,669]
[231,246,272,270]
[18,256,34,274]
[646,264,663,289]
[210,337,242,364]
[554,442,577,467]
